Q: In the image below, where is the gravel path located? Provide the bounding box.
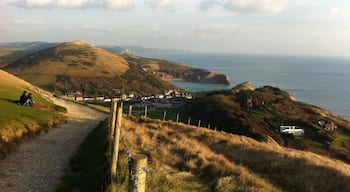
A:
[0,97,107,192]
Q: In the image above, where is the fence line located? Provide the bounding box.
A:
[106,101,148,192]
[124,104,219,131]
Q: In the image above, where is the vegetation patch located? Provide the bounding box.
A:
[184,85,350,163]
[117,117,350,192]
[0,70,66,158]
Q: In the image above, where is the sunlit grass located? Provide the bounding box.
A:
[333,131,350,148]
[0,70,65,156]
[20,75,57,92]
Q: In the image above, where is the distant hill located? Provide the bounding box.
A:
[0,42,58,51]
[122,54,230,85]
[4,40,178,96]
[0,42,58,67]
[185,82,350,163]
[1,41,230,85]
[100,45,192,55]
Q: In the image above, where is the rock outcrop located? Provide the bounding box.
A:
[231,81,254,93]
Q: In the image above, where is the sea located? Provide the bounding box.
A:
[141,53,350,119]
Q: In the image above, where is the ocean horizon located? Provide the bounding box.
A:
[142,53,350,119]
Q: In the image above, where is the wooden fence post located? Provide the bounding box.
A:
[188,117,191,125]
[110,100,117,140]
[128,105,133,116]
[176,114,179,123]
[111,102,123,183]
[163,111,167,122]
[198,120,201,127]
[128,154,148,192]
[144,106,148,118]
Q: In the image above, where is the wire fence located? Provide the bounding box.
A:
[125,105,219,131]
[101,102,220,192]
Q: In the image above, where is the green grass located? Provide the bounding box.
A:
[332,131,350,148]
[56,120,108,192]
[20,75,57,92]
[0,85,58,126]
[0,78,65,156]
[131,107,185,122]
[0,50,32,67]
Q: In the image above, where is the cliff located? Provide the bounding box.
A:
[123,55,230,85]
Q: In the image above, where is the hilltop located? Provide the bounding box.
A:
[185,82,350,163]
[6,40,130,78]
[3,41,178,96]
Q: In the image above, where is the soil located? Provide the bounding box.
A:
[0,96,107,192]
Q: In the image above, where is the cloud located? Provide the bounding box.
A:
[146,0,172,9]
[13,0,54,8]
[102,0,134,10]
[329,7,350,16]
[56,0,88,8]
[200,0,289,13]
[10,0,135,10]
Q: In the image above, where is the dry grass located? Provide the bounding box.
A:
[117,117,350,192]
[7,41,129,78]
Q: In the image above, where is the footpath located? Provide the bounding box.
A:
[0,96,107,192]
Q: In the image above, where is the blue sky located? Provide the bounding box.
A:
[1,0,350,56]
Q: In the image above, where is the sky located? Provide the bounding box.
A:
[0,0,350,57]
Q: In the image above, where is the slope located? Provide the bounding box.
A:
[61,114,350,192]
[0,93,107,192]
[184,82,350,163]
[4,40,178,96]
[123,54,230,84]
[0,69,64,157]
[118,118,350,192]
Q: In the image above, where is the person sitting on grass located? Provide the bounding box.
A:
[17,91,28,105]
[23,93,34,107]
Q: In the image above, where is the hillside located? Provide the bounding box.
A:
[3,41,178,96]
[59,115,350,192]
[122,54,230,84]
[6,40,129,78]
[184,82,350,163]
[0,69,64,158]
[121,118,350,192]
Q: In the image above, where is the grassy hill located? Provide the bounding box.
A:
[0,42,58,67]
[123,54,230,84]
[0,70,65,158]
[0,49,33,68]
[59,116,350,192]
[6,40,129,78]
[3,41,178,96]
[184,82,350,163]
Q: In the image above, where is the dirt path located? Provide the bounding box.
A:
[0,97,107,192]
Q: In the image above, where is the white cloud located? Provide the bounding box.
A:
[146,0,172,9]
[329,7,350,16]
[14,0,54,8]
[200,0,290,13]
[26,0,52,7]
[10,0,135,10]
[102,0,134,10]
[56,0,88,8]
